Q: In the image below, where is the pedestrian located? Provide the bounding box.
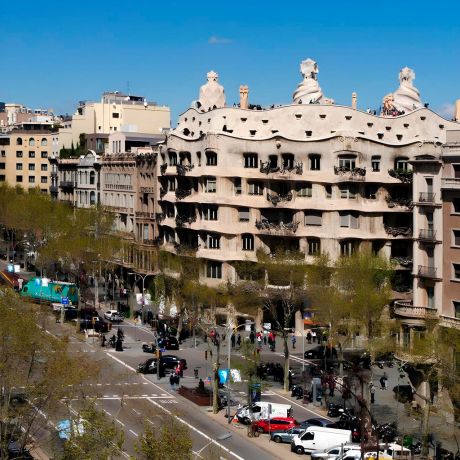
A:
[291,335,297,349]
[288,371,293,391]
[237,334,241,347]
[306,331,312,344]
[317,330,322,343]
[231,334,236,348]
[170,373,176,391]
[249,331,255,344]
[380,371,387,390]
[174,373,180,389]
[311,331,317,343]
[100,334,106,347]
[257,334,262,347]
[370,383,375,403]
[263,335,267,346]
[329,377,336,397]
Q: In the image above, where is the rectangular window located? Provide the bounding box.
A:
[206,234,220,249]
[371,156,381,172]
[16,175,23,183]
[16,151,23,158]
[339,157,356,169]
[1,151,5,157]
[168,177,176,191]
[308,238,321,255]
[206,152,218,166]
[41,151,48,158]
[234,178,242,195]
[242,234,254,251]
[325,185,332,199]
[203,205,218,221]
[28,176,35,183]
[305,211,322,226]
[0,175,5,182]
[206,261,222,279]
[454,165,460,179]
[112,112,120,118]
[454,301,460,319]
[454,230,460,247]
[365,185,378,199]
[244,153,258,168]
[205,177,216,193]
[340,212,359,229]
[340,240,356,256]
[454,198,460,214]
[395,158,409,170]
[453,263,460,280]
[41,176,48,183]
[41,164,48,171]
[309,154,321,171]
[16,163,22,170]
[248,181,263,195]
[168,152,177,166]
[0,163,4,170]
[296,182,312,197]
[29,151,35,158]
[29,164,35,171]
[340,184,357,199]
[238,208,250,222]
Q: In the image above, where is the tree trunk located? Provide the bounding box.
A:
[212,341,221,414]
[176,306,183,341]
[283,334,290,393]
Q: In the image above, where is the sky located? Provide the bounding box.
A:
[1,0,459,124]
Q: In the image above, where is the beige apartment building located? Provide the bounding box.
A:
[59,92,170,151]
[0,123,56,192]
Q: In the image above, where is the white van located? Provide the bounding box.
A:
[311,444,361,460]
[379,443,411,459]
[236,402,292,424]
[291,426,352,455]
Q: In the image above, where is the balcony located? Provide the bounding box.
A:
[59,181,75,188]
[155,212,165,222]
[390,256,413,268]
[175,189,192,200]
[138,237,161,246]
[388,169,413,184]
[333,166,366,181]
[255,219,299,234]
[176,164,195,176]
[260,161,280,174]
[49,185,58,194]
[385,195,413,209]
[266,192,293,206]
[418,192,436,204]
[135,211,155,219]
[384,225,412,237]
[441,178,460,190]
[418,228,437,241]
[439,315,460,330]
[175,214,196,227]
[393,300,438,319]
[417,265,438,279]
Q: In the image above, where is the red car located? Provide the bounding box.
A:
[254,417,299,434]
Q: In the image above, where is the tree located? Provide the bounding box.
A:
[135,416,192,460]
[59,402,124,460]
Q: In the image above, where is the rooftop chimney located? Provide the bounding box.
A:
[239,85,249,109]
[352,92,357,110]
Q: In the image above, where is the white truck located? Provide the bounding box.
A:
[291,426,352,455]
[236,402,292,424]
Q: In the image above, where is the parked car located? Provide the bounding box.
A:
[304,346,338,360]
[142,342,156,353]
[162,355,187,370]
[291,426,352,455]
[334,420,361,443]
[76,316,110,333]
[138,358,157,374]
[300,417,337,428]
[104,310,124,322]
[271,426,305,444]
[157,336,179,350]
[311,444,361,460]
[254,417,299,434]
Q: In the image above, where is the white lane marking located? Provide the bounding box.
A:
[96,383,102,386]
[103,409,112,416]
[142,382,148,385]
[147,398,243,460]
[132,408,140,415]
[141,394,148,397]
[129,429,139,437]
[112,394,119,397]
[116,419,125,427]
[147,419,155,425]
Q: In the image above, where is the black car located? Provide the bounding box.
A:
[137,355,187,374]
[299,417,337,428]
[77,317,110,333]
[157,336,179,350]
[304,346,338,360]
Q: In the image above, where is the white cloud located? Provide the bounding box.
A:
[208,35,232,45]
[435,102,455,119]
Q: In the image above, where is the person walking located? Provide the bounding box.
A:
[169,373,176,391]
[236,334,241,347]
[380,371,388,390]
[291,335,297,349]
[370,382,376,403]
[231,334,236,348]
[306,331,312,344]
[263,334,267,346]
[249,330,255,344]
[311,330,317,343]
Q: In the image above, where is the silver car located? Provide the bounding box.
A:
[311,444,361,460]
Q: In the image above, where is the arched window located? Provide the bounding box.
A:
[29,138,35,146]
[41,138,47,146]
[16,137,23,145]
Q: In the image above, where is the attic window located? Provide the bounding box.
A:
[271,129,279,134]
[439,124,445,129]
[420,116,426,121]
[404,123,409,128]
[192,117,195,121]
[319,114,326,119]
[184,118,188,122]
[295,114,302,119]
[222,116,226,119]
[367,122,373,127]
[199,121,202,126]
[241,118,247,122]
[262,119,269,124]
[208,119,211,123]
[385,126,391,131]
[358,131,365,135]
[250,130,257,136]
[345,115,352,120]
[183,128,190,136]
[305,131,312,137]
[377,133,384,139]
[396,134,403,141]
[330,131,336,134]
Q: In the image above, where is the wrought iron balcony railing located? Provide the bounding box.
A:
[384,225,412,237]
[418,228,436,240]
[266,192,293,206]
[255,219,299,233]
[418,265,437,278]
[176,164,195,176]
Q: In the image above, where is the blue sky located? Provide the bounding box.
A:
[1,0,459,124]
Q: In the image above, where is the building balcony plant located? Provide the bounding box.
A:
[385,195,413,209]
[280,161,303,175]
[417,265,437,278]
[388,168,413,183]
[390,256,413,267]
[260,161,280,174]
[175,214,197,227]
[334,166,366,176]
[175,188,192,200]
[255,219,299,233]
[176,163,195,176]
[384,225,412,237]
[173,242,199,256]
[266,192,293,206]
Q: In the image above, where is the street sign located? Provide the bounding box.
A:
[61,297,69,305]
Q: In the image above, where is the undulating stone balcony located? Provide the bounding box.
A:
[266,192,293,206]
[255,219,299,234]
[384,225,412,237]
[441,178,460,190]
[333,166,366,181]
[393,300,438,319]
[176,164,195,176]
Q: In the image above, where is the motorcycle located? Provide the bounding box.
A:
[291,384,304,399]
[327,403,344,418]
[142,342,157,353]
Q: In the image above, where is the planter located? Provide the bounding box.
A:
[178,386,212,406]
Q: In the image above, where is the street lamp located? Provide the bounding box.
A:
[128,272,154,324]
[225,321,254,424]
[193,432,232,459]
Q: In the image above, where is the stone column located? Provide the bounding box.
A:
[352,92,357,109]
[239,85,249,109]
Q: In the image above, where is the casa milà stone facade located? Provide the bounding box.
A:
[158,59,458,297]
